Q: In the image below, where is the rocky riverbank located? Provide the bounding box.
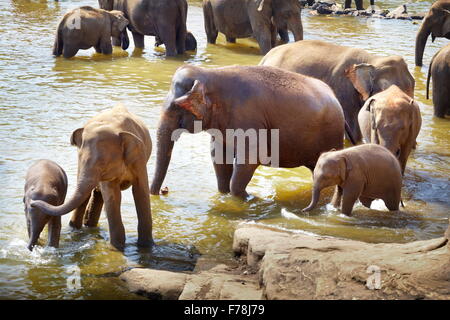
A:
[120,220,450,300]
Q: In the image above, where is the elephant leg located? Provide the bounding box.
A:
[47,216,61,248]
[83,188,103,227]
[433,83,449,118]
[132,32,145,48]
[69,196,89,229]
[158,27,178,56]
[213,163,234,193]
[230,164,258,199]
[100,181,125,251]
[344,0,352,9]
[384,193,400,211]
[203,2,218,44]
[226,36,236,43]
[132,173,153,247]
[341,184,363,216]
[249,15,273,55]
[176,26,186,55]
[355,0,364,10]
[330,186,343,208]
[111,36,121,47]
[100,36,113,55]
[62,45,78,58]
[278,28,289,44]
[359,196,374,209]
[94,44,102,53]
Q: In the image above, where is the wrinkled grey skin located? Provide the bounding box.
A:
[53,6,129,58]
[203,0,303,54]
[260,40,415,142]
[99,0,196,56]
[24,160,67,251]
[415,0,450,67]
[303,144,403,216]
[427,43,450,118]
[150,65,346,199]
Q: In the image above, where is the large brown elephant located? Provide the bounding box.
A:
[53,6,129,58]
[415,0,450,67]
[303,144,403,216]
[203,0,303,54]
[150,65,347,199]
[98,0,195,56]
[24,160,68,251]
[427,43,450,118]
[31,105,153,251]
[358,85,422,174]
[259,40,415,142]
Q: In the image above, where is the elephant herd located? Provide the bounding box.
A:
[23,0,449,251]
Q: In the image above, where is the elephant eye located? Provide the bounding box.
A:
[395,149,401,157]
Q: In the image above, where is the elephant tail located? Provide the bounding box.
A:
[53,20,64,56]
[426,56,433,100]
[344,121,357,146]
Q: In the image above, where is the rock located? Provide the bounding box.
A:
[387,4,407,19]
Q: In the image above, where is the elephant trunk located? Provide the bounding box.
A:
[27,210,47,251]
[303,184,322,212]
[415,17,432,66]
[30,174,98,217]
[150,121,176,195]
[287,16,303,41]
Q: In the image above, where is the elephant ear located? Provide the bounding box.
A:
[119,131,145,166]
[173,80,211,120]
[339,156,352,183]
[70,128,84,148]
[346,63,376,101]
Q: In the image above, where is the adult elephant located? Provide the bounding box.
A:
[415,0,450,67]
[427,43,450,118]
[98,0,195,56]
[259,40,415,142]
[150,65,347,198]
[31,105,153,251]
[203,0,303,54]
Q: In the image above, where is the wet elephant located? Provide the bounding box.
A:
[358,85,422,174]
[53,6,129,58]
[98,0,196,56]
[259,40,415,142]
[426,43,450,118]
[203,0,303,54]
[150,65,347,199]
[24,160,68,251]
[303,144,403,216]
[415,0,450,67]
[31,105,153,251]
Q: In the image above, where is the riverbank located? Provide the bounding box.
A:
[120,221,450,299]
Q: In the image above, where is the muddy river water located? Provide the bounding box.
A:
[0,0,448,299]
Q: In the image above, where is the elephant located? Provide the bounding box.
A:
[303,144,403,216]
[259,40,415,143]
[23,160,68,251]
[98,0,196,56]
[415,0,450,67]
[358,85,422,174]
[30,105,153,251]
[202,0,303,55]
[155,31,197,51]
[150,65,349,199]
[426,43,450,118]
[53,6,129,58]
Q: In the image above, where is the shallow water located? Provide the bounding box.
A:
[0,0,448,299]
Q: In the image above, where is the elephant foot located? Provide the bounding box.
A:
[137,238,154,248]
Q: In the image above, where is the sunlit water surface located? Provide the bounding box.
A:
[0,0,448,299]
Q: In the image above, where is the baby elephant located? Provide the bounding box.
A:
[23,160,68,251]
[358,85,422,174]
[303,144,403,216]
[53,6,129,58]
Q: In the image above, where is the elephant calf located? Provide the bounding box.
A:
[53,6,129,58]
[427,43,450,118]
[358,85,422,174]
[31,105,153,251]
[303,144,403,216]
[24,160,68,251]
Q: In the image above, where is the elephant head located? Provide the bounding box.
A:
[415,0,450,66]
[108,10,129,50]
[303,151,351,212]
[150,66,208,195]
[24,199,52,251]
[30,125,145,216]
[345,58,415,102]
[271,0,303,41]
